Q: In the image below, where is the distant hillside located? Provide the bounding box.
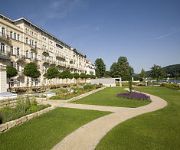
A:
[146,64,180,77]
[163,64,180,77]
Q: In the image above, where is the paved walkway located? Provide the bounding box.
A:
[51,92,167,150]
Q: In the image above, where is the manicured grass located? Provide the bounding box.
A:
[96,87,180,150]
[0,108,109,150]
[74,87,150,107]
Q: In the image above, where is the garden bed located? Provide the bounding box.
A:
[0,97,50,124]
[50,84,102,100]
[116,92,150,101]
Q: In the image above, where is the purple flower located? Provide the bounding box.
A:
[116,92,150,101]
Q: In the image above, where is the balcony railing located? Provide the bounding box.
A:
[0,32,12,45]
[16,55,26,63]
[30,45,37,53]
[56,53,66,61]
[42,49,49,57]
[0,51,10,60]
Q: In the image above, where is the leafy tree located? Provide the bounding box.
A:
[104,71,111,77]
[73,73,80,84]
[24,62,40,86]
[150,64,165,81]
[6,65,18,89]
[6,66,18,78]
[110,62,119,78]
[95,58,106,78]
[44,67,59,79]
[139,68,146,81]
[59,70,73,83]
[117,57,131,81]
[110,56,132,80]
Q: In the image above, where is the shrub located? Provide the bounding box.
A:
[160,83,180,90]
[83,84,95,90]
[117,92,150,101]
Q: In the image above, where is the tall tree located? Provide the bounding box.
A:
[6,65,18,89]
[95,58,106,78]
[150,64,164,81]
[110,62,119,77]
[139,68,146,81]
[128,66,134,93]
[24,62,40,86]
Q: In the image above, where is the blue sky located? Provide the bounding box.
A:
[1,0,180,73]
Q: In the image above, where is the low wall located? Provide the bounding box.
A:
[0,98,18,109]
[0,106,55,133]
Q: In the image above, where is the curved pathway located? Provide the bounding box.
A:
[52,92,167,150]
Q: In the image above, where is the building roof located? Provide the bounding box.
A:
[0,14,86,57]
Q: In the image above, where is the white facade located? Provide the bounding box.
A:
[0,63,7,92]
[0,14,95,90]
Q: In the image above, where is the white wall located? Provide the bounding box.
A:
[0,64,7,93]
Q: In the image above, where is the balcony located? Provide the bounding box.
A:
[0,32,12,46]
[56,53,66,61]
[0,51,10,60]
[16,55,26,64]
[56,61,66,67]
[30,45,37,53]
[42,50,49,57]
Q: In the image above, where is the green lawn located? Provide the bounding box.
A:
[96,87,180,150]
[0,108,109,150]
[74,87,150,107]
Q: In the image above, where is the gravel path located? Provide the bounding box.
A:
[51,92,167,150]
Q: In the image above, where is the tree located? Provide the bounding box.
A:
[44,67,59,79]
[117,56,131,81]
[110,56,131,80]
[128,66,134,93]
[139,68,146,81]
[60,70,72,83]
[6,65,18,89]
[80,73,87,83]
[95,58,106,78]
[73,73,80,84]
[24,62,40,86]
[110,62,119,78]
[104,71,111,78]
[150,64,164,81]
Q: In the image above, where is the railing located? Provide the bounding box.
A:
[0,32,11,45]
[0,51,10,60]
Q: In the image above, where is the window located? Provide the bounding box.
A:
[17,34,20,41]
[10,31,13,38]
[16,63,20,72]
[1,27,5,35]
[26,51,28,58]
[31,51,33,59]
[26,37,28,44]
[17,47,20,56]
[10,46,13,54]
[0,43,5,53]
[14,33,16,40]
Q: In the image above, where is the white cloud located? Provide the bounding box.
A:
[30,0,87,24]
[155,29,180,39]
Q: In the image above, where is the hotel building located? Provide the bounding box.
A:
[0,14,95,92]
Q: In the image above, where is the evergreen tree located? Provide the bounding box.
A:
[95,58,106,78]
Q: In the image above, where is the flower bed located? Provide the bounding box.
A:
[116,92,150,101]
[0,97,50,124]
[50,84,102,100]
